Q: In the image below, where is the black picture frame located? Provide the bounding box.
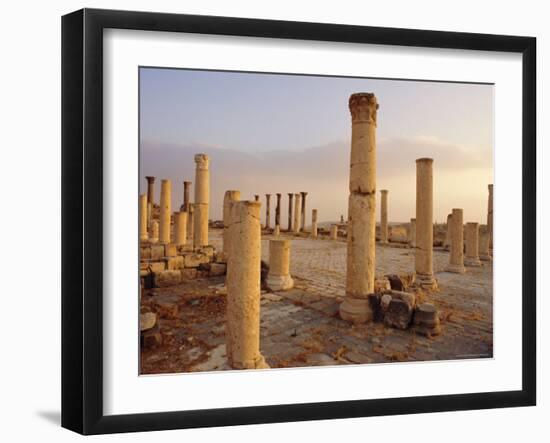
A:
[61,8,536,435]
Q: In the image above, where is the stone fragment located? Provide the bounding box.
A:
[383,298,413,330]
[184,253,209,268]
[413,302,442,336]
[374,277,391,293]
[209,262,227,276]
[385,274,405,291]
[140,312,157,331]
[390,290,416,309]
[380,293,392,312]
[150,245,164,261]
[148,261,166,274]
[142,326,162,349]
[266,239,294,291]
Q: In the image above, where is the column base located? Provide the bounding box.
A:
[231,353,270,370]
[266,274,294,291]
[445,263,466,274]
[415,273,438,290]
[465,257,482,267]
[339,297,374,324]
[479,254,492,261]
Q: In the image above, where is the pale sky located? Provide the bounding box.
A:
[139,67,493,225]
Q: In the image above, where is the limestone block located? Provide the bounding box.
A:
[374,277,391,293]
[383,298,413,330]
[183,253,210,268]
[413,303,441,336]
[150,245,165,261]
[155,270,181,288]
[389,290,416,309]
[148,261,166,274]
[164,243,177,258]
[140,247,151,260]
[198,245,215,259]
[165,255,184,270]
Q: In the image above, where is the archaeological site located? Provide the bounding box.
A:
[139,72,493,374]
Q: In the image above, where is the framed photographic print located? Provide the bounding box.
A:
[61,8,536,435]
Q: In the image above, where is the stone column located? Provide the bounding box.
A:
[479,227,492,261]
[182,181,192,212]
[226,201,269,369]
[223,190,241,257]
[139,194,148,241]
[415,158,437,289]
[150,220,159,244]
[193,154,210,248]
[147,202,152,230]
[293,193,301,233]
[265,194,271,229]
[465,222,482,266]
[487,184,493,250]
[159,179,171,245]
[311,209,318,239]
[445,208,465,273]
[330,224,338,240]
[275,193,281,227]
[174,211,188,246]
[443,213,452,251]
[380,189,389,243]
[146,176,155,206]
[340,93,379,323]
[187,204,195,242]
[287,193,294,231]
[408,218,416,248]
[300,192,307,231]
[266,239,294,291]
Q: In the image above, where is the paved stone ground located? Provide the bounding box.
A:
[141,228,493,374]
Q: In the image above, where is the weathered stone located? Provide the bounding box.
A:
[155,270,181,288]
[464,222,482,267]
[446,208,466,273]
[380,189,389,243]
[174,211,188,246]
[209,262,226,276]
[159,179,171,244]
[374,277,391,293]
[139,194,148,241]
[140,312,157,331]
[293,193,301,233]
[180,268,198,280]
[384,298,413,330]
[165,255,184,270]
[150,245,164,261]
[140,246,151,260]
[194,154,210,248]
[198,245,215,259]
[184,253,209,268]
[386,274,405,291]
[413,302,441,336]
[390,290,416,309]
[164,243,177,258]
[380,293,392,312]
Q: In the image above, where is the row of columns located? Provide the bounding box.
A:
[139,154,210,249]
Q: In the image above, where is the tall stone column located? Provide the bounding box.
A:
[408,218,417,248]
[147,202,152,230]
[159,179,171,245]
[187,204,194,242]
[443,213,452,251]
[139,194,148,241]
[266,239,294,291]
[415,158,437,289]
[146,176,155,206]
[287,193,294,231]
[174,211,188,246]
[182,181,192,211]
[275,193,281,228]
[293,193,301,233]
[464,222,482,266]
[340,93,379,323]
[330,224,338,240]
[193,154,210,248]
[311,209,318,239]
[223,190,241,257]
[265,194,271,229]
[226,201,269,369]
[300,192,307,231]
[380,189,389,243]
[479,227,492,261]
[445,208,465,273]
[487,184,493,250]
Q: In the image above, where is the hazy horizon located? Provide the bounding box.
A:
[139,67,494,225]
